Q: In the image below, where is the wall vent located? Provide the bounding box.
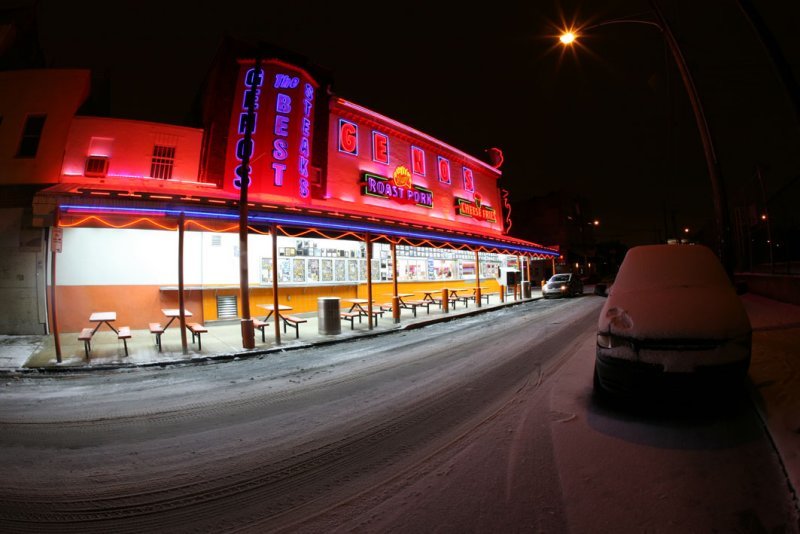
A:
[85,156,109,177]
[216,295,238,319]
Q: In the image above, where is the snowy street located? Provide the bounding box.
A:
[0,296,797,533]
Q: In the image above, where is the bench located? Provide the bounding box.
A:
[253,319,269,342]
[78,327,94,359]
[117,326,131,356]
[282,315,308,338]
[149,322,164,352]
[404,299,431,315]
[340,311,361,329]
[341,309,383,329]
[187,322,208,349]
[482,292,499,304]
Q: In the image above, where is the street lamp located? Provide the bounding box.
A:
[558,1,734,276]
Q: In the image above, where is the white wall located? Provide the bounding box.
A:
[58,227,276,286]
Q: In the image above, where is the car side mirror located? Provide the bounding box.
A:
[594,283,608,297]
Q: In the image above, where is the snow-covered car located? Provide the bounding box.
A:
[593,243,751,397]
[542,273,583,298]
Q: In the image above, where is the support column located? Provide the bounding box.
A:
[365,233,374,330]
[237,56,260,350]
[391,241,400,323]
[50,209,61,363]
[474,249,482,308]
[178,212,188,354]
[271,225,281,345]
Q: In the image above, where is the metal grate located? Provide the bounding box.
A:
[216,295,238,319]
[150,144,175,179]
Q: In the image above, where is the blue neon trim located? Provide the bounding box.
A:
[60,204,558,256]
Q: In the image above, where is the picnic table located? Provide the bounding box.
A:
[445,288,471,308]
[341,298,383,328]
[89,311,118,334]
[79,311,130,358]
[258,303,307,338]
[161,308,193,329]
[343,298,372,316]
[386,293,429,317]
[257,303,292,322]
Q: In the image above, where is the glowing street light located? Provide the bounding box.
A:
[559,31,576,45]
[557,1,734,276]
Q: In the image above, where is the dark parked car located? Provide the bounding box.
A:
[593,243,752,398]
[542,273,583,298]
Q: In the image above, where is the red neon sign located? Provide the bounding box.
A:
[223,59,319,200]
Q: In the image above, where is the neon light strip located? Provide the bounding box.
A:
[60,204,558,256]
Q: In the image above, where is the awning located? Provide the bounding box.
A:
[34,183,559,258]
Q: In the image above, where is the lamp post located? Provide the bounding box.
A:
[559,0,734,276]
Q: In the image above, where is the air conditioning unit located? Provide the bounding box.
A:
[84,156,109,177]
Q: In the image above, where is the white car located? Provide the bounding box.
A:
[542,273,583,298]
[594,243,751,398]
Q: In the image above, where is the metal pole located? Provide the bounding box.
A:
[650,0,733,275]
[365,233,374,330]
[391,241,400,323]
[271,225,281,345]
[755,165,774,272]
[238,55,261,350]
[474,249,482,307]
[178,212,188,354]
[50,209,61,363]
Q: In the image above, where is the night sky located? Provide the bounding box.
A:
[21,0,800,247]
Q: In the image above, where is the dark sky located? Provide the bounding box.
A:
[21,0,800,247]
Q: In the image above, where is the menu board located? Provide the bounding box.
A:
[278,258,292,283]
[372,259,381,281]
[292,258,306,282]
[307,259,320,282]
[260,258,273,284]
[322,259,333,282]
[335,259,346,281]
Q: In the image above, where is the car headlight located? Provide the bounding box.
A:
[560,284,567,291]
[597,333,630,349]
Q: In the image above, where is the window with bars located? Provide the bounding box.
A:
[150,145,175,179]
[17,115,47,158]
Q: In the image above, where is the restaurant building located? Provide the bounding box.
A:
[1,40,557,343]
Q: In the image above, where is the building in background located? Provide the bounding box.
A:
[1,31,557,335]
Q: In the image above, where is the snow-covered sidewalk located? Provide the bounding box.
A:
[742,293,800,497]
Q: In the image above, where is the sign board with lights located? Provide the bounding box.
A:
[362,168,433,208]
[326,99,507,237]
[212,59,510,238]
[223,59,319,201]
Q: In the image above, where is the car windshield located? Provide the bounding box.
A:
[612,244,731,293]
[550,274,571,283]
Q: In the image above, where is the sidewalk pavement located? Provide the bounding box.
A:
[0,292,535,372]
[1,291,798,499]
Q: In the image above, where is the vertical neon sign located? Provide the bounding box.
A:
[233,66,263,189]
[224,59,318,200]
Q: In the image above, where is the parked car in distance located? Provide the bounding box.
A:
[594,243,752,399]
[542,273,583,298]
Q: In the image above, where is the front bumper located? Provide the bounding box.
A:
[594,352,751,398]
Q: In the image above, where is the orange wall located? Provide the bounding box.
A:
[52,278,503,332]
[53,285,203,333]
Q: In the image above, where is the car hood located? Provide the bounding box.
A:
[597,285,752,340]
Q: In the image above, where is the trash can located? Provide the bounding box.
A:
[317,297,341,335]
[521,281,531,298]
